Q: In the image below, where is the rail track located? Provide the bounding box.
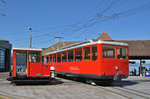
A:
[57,76,150,98]
[100,86,150,99]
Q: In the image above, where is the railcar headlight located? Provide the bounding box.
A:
[115,66,119,70]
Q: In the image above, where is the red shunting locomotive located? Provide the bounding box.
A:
[11,48,54,84]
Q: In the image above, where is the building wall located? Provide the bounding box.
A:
[0,41,12,72]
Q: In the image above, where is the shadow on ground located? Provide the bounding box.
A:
[56,76,139,87]
[107,81,138,87]
[7,78,64,86]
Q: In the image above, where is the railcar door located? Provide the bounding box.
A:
[116,46,129,75]
[16,51,27,77]
[28,51,42,77]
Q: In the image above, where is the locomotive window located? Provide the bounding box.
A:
[103,46,115,58]
[92,46,97,61]
[46,56,49,63]
[53,54,56,63]
[75,48,82,61]
[68,50,73,62]
[49,55,52,62]
[84,47,90,61]
[117,47,127,59]
[62,52,67,62]
[57,53,61,62]
[29,51,40,63]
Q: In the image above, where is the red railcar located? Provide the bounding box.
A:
[44,40,129,83]
[12,48,54,84]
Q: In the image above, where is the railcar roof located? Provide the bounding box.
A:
[13,48,42,51]
[44,40,128,56]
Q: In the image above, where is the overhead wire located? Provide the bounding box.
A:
[0,0,6,4]
[43,0,120,41]
[1,0,104,38]
[77,0,150,40]
[63,1,150,41]
[2,0,150,48]
[72,0,119,32]
[117,2,150,18]
[13,1,150,47]
[74,0,120,39]
[1,0,106,43]
[1,0,111,47]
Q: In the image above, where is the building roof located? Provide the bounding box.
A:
[115,40,150,59]
[97,32,114,41]
[0,40,12,49]
[0,40,9,43]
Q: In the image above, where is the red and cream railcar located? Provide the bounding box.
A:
[12,48,53,84]
[44,40,129,82]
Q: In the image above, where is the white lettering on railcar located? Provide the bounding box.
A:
[70,67,80,70]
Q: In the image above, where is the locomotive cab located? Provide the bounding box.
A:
[12,48,52,84]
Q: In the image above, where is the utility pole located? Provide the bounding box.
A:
[28,27,32,48]
[54,36,64,50]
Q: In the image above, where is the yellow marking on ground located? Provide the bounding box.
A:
[0,96,11,99]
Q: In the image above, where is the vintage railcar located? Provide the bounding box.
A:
[12,48,54,84]
[44,40,129,83]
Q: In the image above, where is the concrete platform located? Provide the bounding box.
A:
[0,76,150,99]
[0,72,9,79]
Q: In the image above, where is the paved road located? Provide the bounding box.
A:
[0,78,126,99]
[0,76,150,99]
[0,91,28,99]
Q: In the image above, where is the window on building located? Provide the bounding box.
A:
[117,47,127,59]
[75,48,82,61]
[84,47,90,61]
[92,46,97,61]
[46,56,49,63]
[57,53,61,62]
[29,51,40,63]
[0,48,5,69]
[62,52,67,62]
[53,54,56,63]
[68,50,73,62]
[49,55,52,62]
[103,46,115,58]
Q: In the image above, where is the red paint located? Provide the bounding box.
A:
[12,50,16,77]
[44,44,129,78]
[12,49,51,78]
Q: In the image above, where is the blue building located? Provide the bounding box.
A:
[0,40,12,72]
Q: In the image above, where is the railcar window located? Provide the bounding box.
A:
[57,53,61,62]
[75,48,82,61]
[68,50,73,62]
[50,55,52,62]
[29,51,40,63]
[62,52,67,62]
[46,56,48,63]
[84,47,90,61]
[117,47,127,59]
[92,46,97,60]
[53,54,56,63]
[103,46,115,58]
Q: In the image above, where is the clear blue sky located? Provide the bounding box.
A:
[0,0,150,48]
